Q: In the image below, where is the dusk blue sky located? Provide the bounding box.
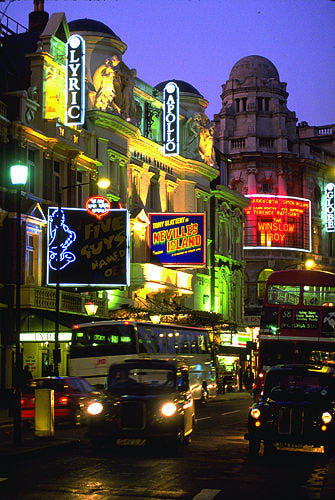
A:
[4,0,335,125]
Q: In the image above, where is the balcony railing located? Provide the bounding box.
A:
[20,286,109,318]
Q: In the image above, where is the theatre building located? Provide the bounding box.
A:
[214,55,335,332]
[0,2,249,391]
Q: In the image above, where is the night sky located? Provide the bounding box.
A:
[4,0,335,125]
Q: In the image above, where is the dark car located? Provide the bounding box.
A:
[222,374,239,393]
[245,364,335,456]
[21,376,100,426]
[86,358,195,452]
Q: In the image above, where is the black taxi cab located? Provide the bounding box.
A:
[245,364,335,456]
[86,358,195,451]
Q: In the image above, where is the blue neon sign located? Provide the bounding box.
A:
[47,207,130,287]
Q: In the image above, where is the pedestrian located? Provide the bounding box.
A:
[243,365,254,394]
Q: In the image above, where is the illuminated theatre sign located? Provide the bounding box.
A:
[65,34,85,126]
[47,206,129,287]
[244,195,311,252]
[149,213,205,267]
[325,183,335,232]
[163,82,179,156]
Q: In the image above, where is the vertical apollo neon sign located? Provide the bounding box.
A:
[325,183,335,232]
[65,34,85,126]
[163,82,179,156]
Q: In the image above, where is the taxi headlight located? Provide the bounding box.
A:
[161,402,177,417]
[322,412,332,424]
[87,402,103,415]
[250,408,261,419]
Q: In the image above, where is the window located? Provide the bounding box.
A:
[235,99,240,113]
[26,231,40,285]
[303,286,335,306]
[268,284,300,305]
[257,268,274,302]
[148,179,159,211]
[242,98,247,111]
[27,148,36,194]
[77,171,83,207]
[264,98,270,112]
[257,97,263,111]
[53,161,60,203]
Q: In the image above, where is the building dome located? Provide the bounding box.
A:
[68,18,121,40]
[155,79,203,97]
[229,55,279,81]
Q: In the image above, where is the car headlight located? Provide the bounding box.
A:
[161,402,177,417]
[250,408,261,419]
[322,412,332,424]
[87,402,104,415]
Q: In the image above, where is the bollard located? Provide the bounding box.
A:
[34,388,54,438]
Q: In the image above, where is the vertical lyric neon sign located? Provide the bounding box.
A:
[65,34,85,126]
[325,183,335,232]
[163,82,179,156]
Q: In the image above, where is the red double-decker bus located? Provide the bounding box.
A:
[255,269,335,393]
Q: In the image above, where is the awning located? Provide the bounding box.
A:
[216,345,245,355]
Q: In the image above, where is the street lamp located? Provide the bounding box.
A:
[10,163,28,445]
[84,301,99,316]
[53,177,110,376]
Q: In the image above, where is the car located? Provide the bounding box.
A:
[221,374,239,393]
[21,376,101,426]
[245,364,335,457]
[86,358,195,452]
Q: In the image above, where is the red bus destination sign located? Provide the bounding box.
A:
[244,195,311,252]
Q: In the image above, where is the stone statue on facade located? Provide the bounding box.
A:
[184,113,202,160]
[90,56,139,123]
[183,113,216,165]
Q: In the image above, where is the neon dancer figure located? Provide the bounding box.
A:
[48,208,77,271]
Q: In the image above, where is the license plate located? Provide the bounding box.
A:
[116,438,146,447]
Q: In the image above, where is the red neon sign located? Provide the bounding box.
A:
[85,196,111,220]
[244,195,311,252]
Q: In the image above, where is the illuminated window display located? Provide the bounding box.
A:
[44,63,65,120]
[244,195,311,252]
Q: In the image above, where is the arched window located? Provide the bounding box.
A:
[257,268,274,302]
[313,186,321,213]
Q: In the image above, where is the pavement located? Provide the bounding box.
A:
[0,391,252,460]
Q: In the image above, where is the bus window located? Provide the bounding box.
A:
[303,286,335,306]
[268,285,300,305]
[156,330,167,353]
[166,331,177,354]
[178,332,190,354]
[189,333,198,353]
[138,328,156,353]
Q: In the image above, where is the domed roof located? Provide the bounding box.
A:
[155,79,203,97]
[68,18,121,40]
[229,55,279,81]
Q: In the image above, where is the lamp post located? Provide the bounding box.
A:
[10,163,28,445]
[53,177,110,377]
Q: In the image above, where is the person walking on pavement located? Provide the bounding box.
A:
[243,365,254,394]
[22,365,33,384]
